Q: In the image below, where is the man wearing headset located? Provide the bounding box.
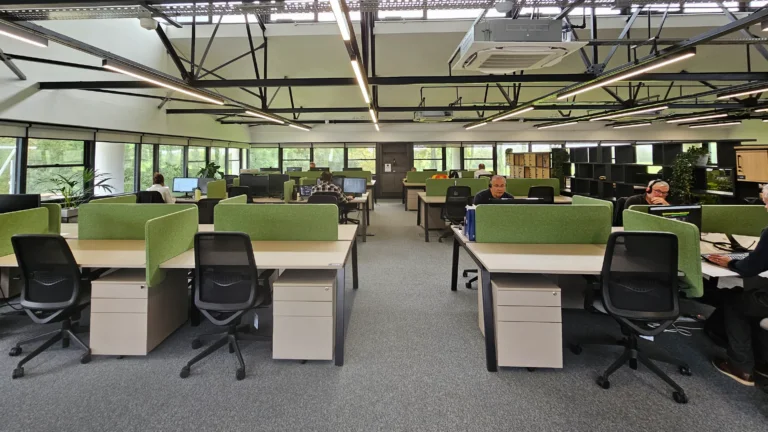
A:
[474,175,513,205]
[624,179,671,209]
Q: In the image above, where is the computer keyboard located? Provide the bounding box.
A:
[701,252,750,261]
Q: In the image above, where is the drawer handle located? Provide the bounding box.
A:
[552,292,558,296]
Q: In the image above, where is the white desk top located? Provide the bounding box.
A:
[418,192,572,204]
[60,223,214,239]
[466,242,606,275]
[254,193,368,204]
[403,181,427,187]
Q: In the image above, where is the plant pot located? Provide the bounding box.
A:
[694,155,709,166]
[61,207,78,221]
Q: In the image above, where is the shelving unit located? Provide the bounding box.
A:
[505,152,552,179]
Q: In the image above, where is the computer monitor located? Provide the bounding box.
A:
[240,174,269,197]
[172,177,199,194]
[197,177,213,194]
[488,198,544,205]
[332,177,344,191]
[0,194,41,214]
[649,205,702,231]
[260,167,280,172]
[343,178,366,195]
[345,167,363,171]
[310,167,330,172]
[423,169,437,172]
[299,185,313,197]
[285,167,302,172]
[223,175,237,185]
[268,174,290,197]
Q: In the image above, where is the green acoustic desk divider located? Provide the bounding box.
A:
[506,178,560,196]
[145,207,197,287]
[299,177,316,186]
[701,205,768,237]
[90,194,137,204]
[623,209,703,298]
[78,203,197,240]
[425,179,456,196]
[232,177,240,186]
[406,171,447,183]
[41,203,61,234]
[214,204,338,241]
[284,180,295,203]
[456,178,489,195]
[573,195,613,213]
[206,179,227,199]
[293,171,323,180]
[219,195,246,205]
[628,205,650,213]
[475,204,611,244]
[334,170,372,182]
[459,170,493,179]
[0,208,49,256]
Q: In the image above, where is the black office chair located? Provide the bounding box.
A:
[197,198,221,224]
[570,232,690,404]
[312,192,359,224]
[228,186,252,203]
[477,174,493,179]
[9,235,91,379]
[180,232,270,381]
[614,196,628,227]
[307,194,338,205]
[136,191,165,204]
[439,186,472,243]
[528,186,555,204]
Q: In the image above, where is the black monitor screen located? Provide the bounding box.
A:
[286,167,302,172]
[172,177,198,193]
[260,167,280,172]
[223,175,237,185]
[332,177,344,191]
[268,174,290,195]
[310,167,330,172]
[0,194,41,214]
[649,205,702,231]
[345,167,363,171]
[240,174,269,197]
[197,177,213,194]
[488,198,543,205]
[343,178,366,194]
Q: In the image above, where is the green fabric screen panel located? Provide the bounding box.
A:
[425,179,456,196]
[299,177,316,186]
[284,180,295,203]
[145,207,197,287]
[214,204,338,241]
[78,204,197,240]
[459,170,494,178]
[506,178,560,196]
[456,178,488,195]
[702,205,768,237]
[334,171,372,182]
[406,171,447,183]
[628,205,650,213]
[573,195,613,213]
[623,210,703,298]
[233,177,240,186]
[475,205,611,244]
[0,208,48,256]
[90,195,136,204]
[219,195,246,205]
[294,171,322,179]
[41,203,61,234]
[207,180,226,199]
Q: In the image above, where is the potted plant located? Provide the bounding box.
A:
[47,168,115,219]
[197,162,223,179]
[670,146,709,204]
[688,145,710,167]
[550,148,570,190]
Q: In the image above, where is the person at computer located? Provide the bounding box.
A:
[706,184,768,386]
[312,171,353,205]
[147,172,175,204]
[473,163,492,178]
[410,167,417,172]
[623,179,670,209]
[473,175,513,205]
[309,162,316,170]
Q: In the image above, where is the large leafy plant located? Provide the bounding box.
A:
[47,168,115,209]
[197,162,223,179]
[670,146,708,204]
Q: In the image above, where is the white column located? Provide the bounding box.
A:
[94,142,126,195]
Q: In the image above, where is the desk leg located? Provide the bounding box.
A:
[189,273,201,327]
[335,266,346,366]
[366,201,370,226]
[402,184,406,206]
[352,239,359,290]
[416,197,422,226]
[361,203,368,243]
[480,268,497,372]
[424,203,430,243]
[451,237,460,291]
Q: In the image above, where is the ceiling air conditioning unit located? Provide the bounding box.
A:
[453,18,587,74]
[414,111,454,122]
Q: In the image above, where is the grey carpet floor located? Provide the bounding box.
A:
[0,200,766,431]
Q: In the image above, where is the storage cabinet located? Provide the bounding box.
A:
[735,146,768,183]
[406,188,421,211]
[506,152,551,179]
[272,269,336,361]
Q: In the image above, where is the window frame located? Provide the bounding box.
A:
[413,145,444,171]
[345,145,377,173]
[25,138,89,197]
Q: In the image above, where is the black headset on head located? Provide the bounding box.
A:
[646,179,665,194]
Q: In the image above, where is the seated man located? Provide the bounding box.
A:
[624,179,670,209]
[473,163,492,178]
[311,171,353,205]
[474,175,513,205]
[707,184,768,385]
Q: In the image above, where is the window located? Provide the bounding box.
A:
[140,144,154,190]
[446,146,461,170]
[95,142,136,195]
[636,145,653,165]
[228,148,241,175]
[249,147,279,171]
[26,139,85,196]
[463,144,493,172]
[0,137,17,194]
[313,146,344,172]
[347,146,376,173]
[158,145,183,185]
[531,143,563,153]
[497,143,529,176]
[282,146,310,171]
[187,146,207,177]
[413,146,442,171]
[210,147,226,174]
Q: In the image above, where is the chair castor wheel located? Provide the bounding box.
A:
[191,339,202,349]
[673,391,688,404]
[527,367,536,372]
[80,353,91,364]
[9,346,22,357]
[180,366,190,378]
[236,368,245,381]
[596,376,610,389]
[12,367,24,379]
[679,366,692,376]
[229,343,235,354]
[569,344,582,355]
[62,338,70,348]
[629,359,638,370]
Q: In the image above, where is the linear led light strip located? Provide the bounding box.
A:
[491,106,534,122]
[717,85,768,99]
[329,0,351,41]
[246,110,284,124]
[465,122,487,130]
[589,105,668,122]
[103,61,224,105]
[288,124,311,131]
[557,50,696,100]
[0,22,48,48]
[536,121,578,130]
[688,121,741,129]
[756,107,768,113]
[666,113,728,124]
[350,60,371,104]
[612,122,652,129]
[369,108,381,131]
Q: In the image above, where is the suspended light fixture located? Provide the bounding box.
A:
[535,121,578,130]
[288,124,311,131]
[329,0,351,41]
[465,122,488,130]
[611,121,652,129]
[0,21,48,48]
[245,111,285,124]
[688,121,742,128]
[717,84,768,99]
[589,105,668,122]
[350,60,371,104]
[491,106,535,122]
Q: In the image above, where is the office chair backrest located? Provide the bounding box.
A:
[194,233,264,323]
[197,198,221,224]
[136,191,165,204]
[478,174,492,179]
[228,186,251,202]
[528,186,555,204]
[443,186,472,223]
[601,231,679,326]
[11,234,82,313]
[614,196,628,226]
[308,194,338,205]
[761,318,768,331]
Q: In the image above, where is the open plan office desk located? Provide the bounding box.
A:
[417,193,573,242]
[59,223,214,239]
[402,181,426,210]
